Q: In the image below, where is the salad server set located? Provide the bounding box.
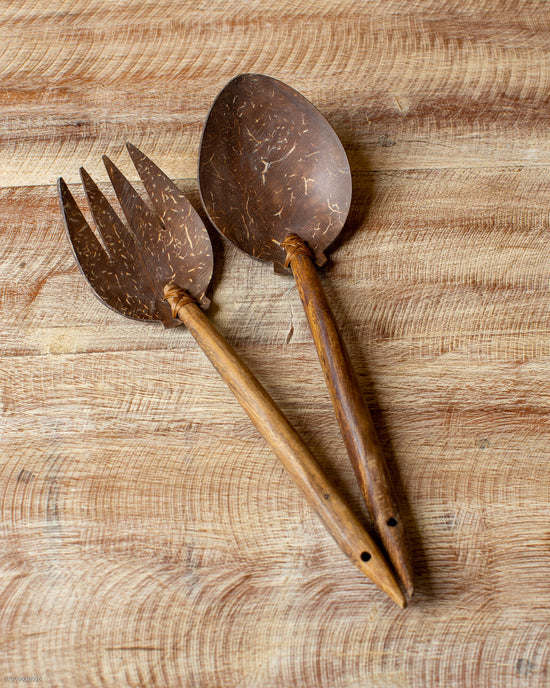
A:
[58,74,413,607]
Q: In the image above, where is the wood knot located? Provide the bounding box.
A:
[281,234,313,267]
[163,282,197,318]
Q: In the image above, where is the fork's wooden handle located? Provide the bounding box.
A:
[283,236,414,596]
[164,284,405,608]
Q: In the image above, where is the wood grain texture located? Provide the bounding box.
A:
[2,1,550,686]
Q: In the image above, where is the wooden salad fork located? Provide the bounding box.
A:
[57,144,406,608]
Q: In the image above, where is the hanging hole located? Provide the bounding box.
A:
[360,551,371,562]
[387,517,398,527]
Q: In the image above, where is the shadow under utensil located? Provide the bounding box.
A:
[319,130,432,596]
[326,170,373,259]
[319,273,431,599]
[324,121,373,256]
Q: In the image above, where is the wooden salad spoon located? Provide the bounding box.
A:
[198,74,413,596]
[57,143,406,607]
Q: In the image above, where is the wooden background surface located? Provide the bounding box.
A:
[2,1,550,686]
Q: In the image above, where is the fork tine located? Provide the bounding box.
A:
[58,177,111,285]
[58,176,161,323]
[126,142,196,233]
[80,167,138,265]
[102,154,162,240]
[102,155,169,286]
[125,143,214,308]
[79,166,158,314]
[58,176,131,316]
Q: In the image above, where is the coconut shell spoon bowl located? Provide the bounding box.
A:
[198,74,413,596]
[57,143,405,607]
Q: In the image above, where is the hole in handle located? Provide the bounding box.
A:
[387,517,398,527]
[360,551,372,562]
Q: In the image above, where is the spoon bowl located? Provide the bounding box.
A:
[199,73,352,273]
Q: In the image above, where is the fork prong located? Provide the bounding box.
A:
[58,177,111,285]
[58,176,161,323]
[125,143,214,308]
[80,167,138,265]
[126,142,194,230]
[58,176,130,317]
[102,154,163,239]
[102,155,169,285]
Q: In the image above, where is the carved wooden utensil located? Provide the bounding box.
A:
[57,144,405,608]
[198,74,413,596]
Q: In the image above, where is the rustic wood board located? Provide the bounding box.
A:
[2,1,550,686]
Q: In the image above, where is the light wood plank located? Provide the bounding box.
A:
[2,3,550,186]
[2,1,550,686]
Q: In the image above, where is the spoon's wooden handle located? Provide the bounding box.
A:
[164,283,405,608]
[282,237,414,597]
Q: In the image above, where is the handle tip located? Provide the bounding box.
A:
[356,550,407,609]
[378,520,415,598]
[387,582,407,609]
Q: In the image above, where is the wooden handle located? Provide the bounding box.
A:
[164,283,405,608]
[282,236,414,597]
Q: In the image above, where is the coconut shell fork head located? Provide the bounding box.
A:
[58,143,213,327]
